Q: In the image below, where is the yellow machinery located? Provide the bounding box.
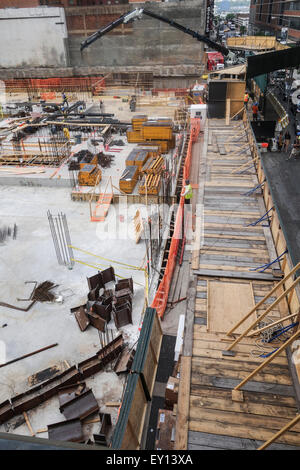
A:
[78,164,102,186]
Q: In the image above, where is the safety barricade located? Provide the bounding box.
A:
[151,118,200,318]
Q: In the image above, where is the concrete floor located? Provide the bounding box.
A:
[0,182,146,438]
[0,92,183,441]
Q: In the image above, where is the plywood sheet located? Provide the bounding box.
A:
[208,281,255,334]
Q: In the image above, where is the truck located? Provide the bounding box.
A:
[206,52,224,71]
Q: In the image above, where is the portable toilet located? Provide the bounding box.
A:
[189,104,207,130]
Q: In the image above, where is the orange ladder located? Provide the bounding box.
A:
[91,192,113,222]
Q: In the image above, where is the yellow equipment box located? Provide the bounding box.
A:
[132,115,148,131]
[126,127,145,143]
[142,121,173,141]
[119,165,139,194]
[78,164,102,186]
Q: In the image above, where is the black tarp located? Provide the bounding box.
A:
[247,46,300,79]
[208,81,227,118]
[251,121,276,141]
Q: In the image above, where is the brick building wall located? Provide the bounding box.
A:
[249,0,300,41]
[0,0,40,7]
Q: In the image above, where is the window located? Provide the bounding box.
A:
[289,1,300,11]
[289,16,300,28]
[267,0,273,23]
[258,0,263,21]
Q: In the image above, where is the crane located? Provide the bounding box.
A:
[80,8,231,57]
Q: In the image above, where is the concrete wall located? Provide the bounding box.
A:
[0,7,69,68]
[68,1,206,68]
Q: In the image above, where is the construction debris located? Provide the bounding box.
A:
[114,347,135,375]
[0,335,124,424]
[72,268,133,333]
[97,152,114,168]
[60,388,99,421]
[93,413,112,447]
[48,418,83,443]
[0,343,58,370]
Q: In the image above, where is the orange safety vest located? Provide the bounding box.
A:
[244,93,249,103]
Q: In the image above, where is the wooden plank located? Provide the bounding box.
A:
[188,431,300,451]
[183,276,196,357]
[175,356,191,450]
[191,362,293,386]
[201,247,270,258]
[195,269,279,282]
[189,394,296,419]
[191,346,288,366]
[190,374,294,396]
[208,281,256,334]
[189,384,296,408]
[189,407,300,435]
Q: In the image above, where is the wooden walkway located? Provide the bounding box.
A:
[176,119,300,451]
[192,119,277,278]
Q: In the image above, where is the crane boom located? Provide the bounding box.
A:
[80,8,229,56]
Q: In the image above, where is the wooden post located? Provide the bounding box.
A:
[233,329,300,391]
[230,107,244,121]
[247,310,299,338]
[225,99,230,125]
[23,412,35,436]
[257,414,300,450]
[226,262,300,337]
[226,276,300,352]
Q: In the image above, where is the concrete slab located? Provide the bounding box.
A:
[0,182,146,437]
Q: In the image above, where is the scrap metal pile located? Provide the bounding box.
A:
[68,150,95,171]
[0,334,125,445]
[69,149,114,171]
[0,280,58,312]
[71,267,133,333]
[97,152,114,169]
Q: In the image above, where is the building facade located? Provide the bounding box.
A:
[249,0,300,41]
[235,13,249,29]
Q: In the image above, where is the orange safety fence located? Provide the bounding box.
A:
[151,197,184,318]
[40,92,56,101]
[151,118,201,319]
[4,76,106,92]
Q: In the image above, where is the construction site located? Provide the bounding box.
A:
[0,0,300,453]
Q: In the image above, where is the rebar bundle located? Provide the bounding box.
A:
[97,152,114,168]
[47,211,74,269]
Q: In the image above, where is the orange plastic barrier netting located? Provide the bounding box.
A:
[151,197,184,318]
[151,118,201,319]
[40,92,56,101]
[4,76,106,91]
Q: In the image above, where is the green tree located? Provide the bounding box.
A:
[240,25,246,35]
[226,13,235,21]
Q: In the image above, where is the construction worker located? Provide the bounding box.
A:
[62,91,68,108]
[63,127,70,141]
[182,179,193,204]
[252,102,258,121]
[244,92,249,110]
